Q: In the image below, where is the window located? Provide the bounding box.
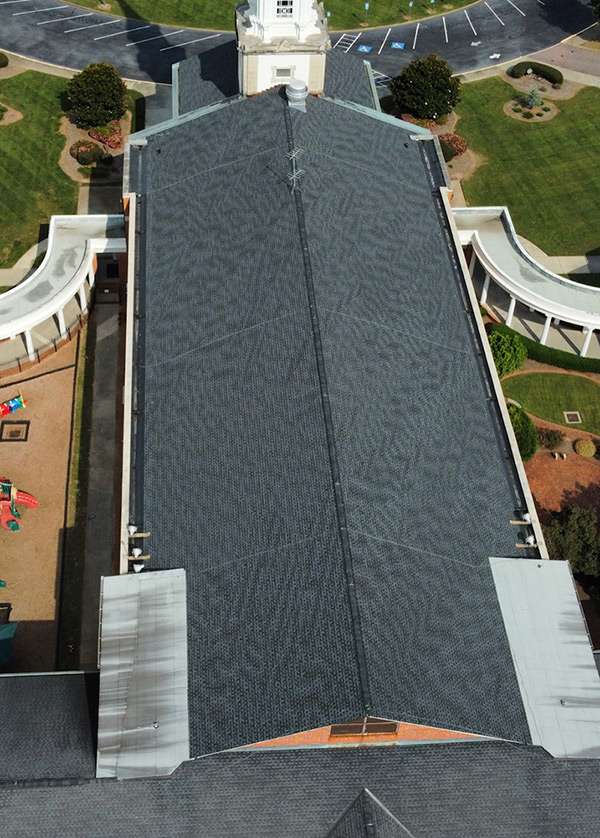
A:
[329,718,399,738]
[277,0,294,16]
[275,67,292,79]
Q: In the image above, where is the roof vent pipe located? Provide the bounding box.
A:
[286,79,308,112]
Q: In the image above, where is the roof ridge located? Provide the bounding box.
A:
[282,101,372,715]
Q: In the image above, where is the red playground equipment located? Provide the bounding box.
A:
[0,394,25,418]
[0,478,38,533]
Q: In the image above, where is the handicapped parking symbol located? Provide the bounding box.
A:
[357,44,373,53]
[391,41,406,50]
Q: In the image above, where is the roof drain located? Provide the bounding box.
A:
[286,79,308,113]
[282,102,372,715]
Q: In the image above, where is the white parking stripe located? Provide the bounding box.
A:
[64,18,122,33]
[536,0,545,4]
[159,33,221,52]
[332,33,346,48]
[38,12,92,24]
[505,0,526,15]
[442,16,448,43]
[345,32,361,52]
[94,24,151,40]
[412,22,420,50]
[464,9,477,35]
[0,1,35,5]
[484,1,505,25]
[378,27,391,55]
[126,29,183,46]
[14,5,68,14]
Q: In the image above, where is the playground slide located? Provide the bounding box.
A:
[14,491,38,509]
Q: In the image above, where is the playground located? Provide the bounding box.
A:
[0,342,77,671]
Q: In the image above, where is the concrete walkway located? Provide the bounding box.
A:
[0,239,47,288]
[79,302,121,669]
[519,238,600,278]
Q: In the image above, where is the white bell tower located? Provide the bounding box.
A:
[236,0,330,96]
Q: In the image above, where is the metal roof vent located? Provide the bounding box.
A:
[286,78,308,112]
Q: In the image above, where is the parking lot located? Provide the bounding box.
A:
[333,0,595,78]
[0,0,594,84]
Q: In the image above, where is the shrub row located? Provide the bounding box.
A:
[0,52,8,69]
[508,61,563,86]
[508,402,538,461]
[488,323,600,374]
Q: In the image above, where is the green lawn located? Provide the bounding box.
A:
[503,373,600,435]
[456,78,600,256]
[0,71,78,268]
[70,0,472,31]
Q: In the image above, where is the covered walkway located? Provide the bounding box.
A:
[454,207,600,357]
[0,215,126,376]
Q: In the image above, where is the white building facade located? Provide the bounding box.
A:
[236,0,330,95]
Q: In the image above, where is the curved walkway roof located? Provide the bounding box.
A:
[0,215,125,341]
[453,207,600,330]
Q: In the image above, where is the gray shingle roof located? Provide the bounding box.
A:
[2,742,600,836]
[175,44,377,115]
[132,88,532,757]
[324,50,377,108]
[327,789,414,837]
[176,41,239,114]
[0,672,97,781]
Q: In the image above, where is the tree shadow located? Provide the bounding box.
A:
[536,0,596,36]
[118,0,237,88]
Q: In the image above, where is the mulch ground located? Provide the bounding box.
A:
[0,340,77,671]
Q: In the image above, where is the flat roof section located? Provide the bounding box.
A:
[490,557,600,759]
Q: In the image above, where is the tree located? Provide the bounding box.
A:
[390,54,461,120]
[544,505,600,576]
[66,63,127,128]
[507,403,537,461]
[592,0,600,20]
[489,329,527,377]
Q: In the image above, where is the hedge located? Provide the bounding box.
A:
[488,323,600,373]
[0,53,8,69]
[508,61,563,86]
[508,402,538,461]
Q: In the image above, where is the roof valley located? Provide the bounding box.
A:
[282,102,372,716]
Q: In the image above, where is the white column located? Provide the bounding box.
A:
[88,264,96,289]
[24,330,35,361]
[468,250,477,277]
[505,296,516,328]
[78,285,88,314]
[540,314,552,346]
[581,328,594,358]
[480,273,490,306]
[57,307,67,338]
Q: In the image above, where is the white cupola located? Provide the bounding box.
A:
[236,0,330,96]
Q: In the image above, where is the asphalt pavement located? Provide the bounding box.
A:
[0,0,595,84]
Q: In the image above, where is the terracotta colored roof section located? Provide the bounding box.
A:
[243,721,486,750]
